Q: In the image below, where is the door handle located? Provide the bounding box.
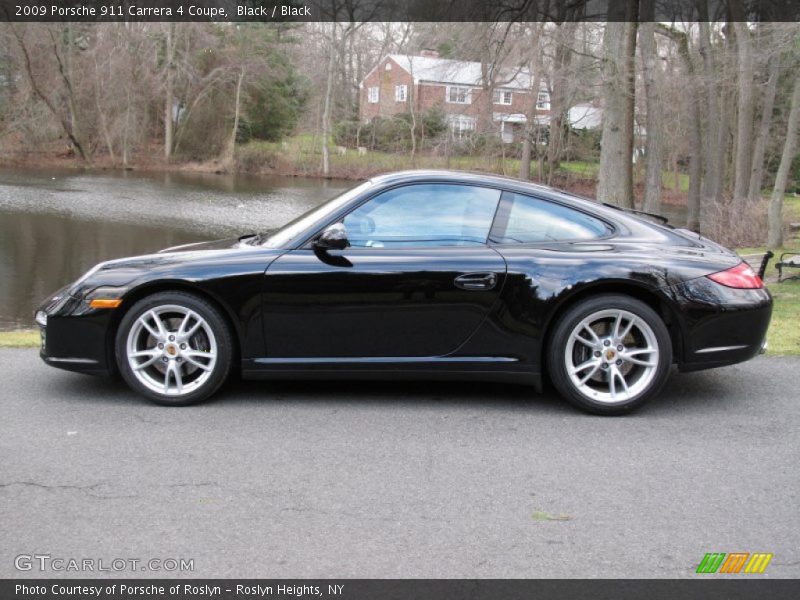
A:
[454,272,497,291]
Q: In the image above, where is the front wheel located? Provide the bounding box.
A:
[115,291,233,406]
[547,295,672,415]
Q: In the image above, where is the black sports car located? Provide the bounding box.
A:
[36,171,772,414]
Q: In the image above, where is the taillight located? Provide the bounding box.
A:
[706,262,764,289]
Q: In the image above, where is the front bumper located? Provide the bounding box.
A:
[37,292,116,376]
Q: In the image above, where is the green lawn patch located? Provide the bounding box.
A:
[0,330,39,348]
[737,246,800,356]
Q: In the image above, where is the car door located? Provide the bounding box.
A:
[262,183,507,359]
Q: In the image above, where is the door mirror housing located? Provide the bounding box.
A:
[314,222,350,251]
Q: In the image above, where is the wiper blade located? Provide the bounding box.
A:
[602,202,669,225]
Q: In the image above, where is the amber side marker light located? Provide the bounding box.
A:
[88,299,123,309]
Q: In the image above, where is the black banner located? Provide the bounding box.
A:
[0,0,799,23]
[3,580,800,600]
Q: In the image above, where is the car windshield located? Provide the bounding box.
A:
[260,181,373,248]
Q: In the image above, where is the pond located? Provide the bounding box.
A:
[0,168,349,330]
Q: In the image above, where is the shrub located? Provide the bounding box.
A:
[333,106,449,153]
[703,199,770,248]
[236,141,278,173]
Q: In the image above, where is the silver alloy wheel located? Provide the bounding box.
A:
[126,304,218,397]
[564,308,659,405]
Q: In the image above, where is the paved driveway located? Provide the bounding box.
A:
[1,349,797,578]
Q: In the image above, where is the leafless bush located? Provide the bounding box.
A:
[704,199,770,248]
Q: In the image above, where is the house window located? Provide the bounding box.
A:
[446,86,471,104]
[493,90,512,105]
[395,85,407,102]
[447,114,476,138]
[368,86,379,103]
[536,91,550,110]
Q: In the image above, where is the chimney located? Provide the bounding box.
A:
[419,49,439,58]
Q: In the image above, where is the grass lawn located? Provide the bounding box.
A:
[560,160,599,178]
[737,245,800,356]
[0,330,39,348]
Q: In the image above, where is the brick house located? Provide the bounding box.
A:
[358,51,551,143]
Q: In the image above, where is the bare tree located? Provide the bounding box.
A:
[546,22,576,184]
[597,12,638,208]
[519,23,545,180]
[767,76,800,249]
[640,19,662,214]
[224,65,245,169]
[164,22,176,162]
[748,25,782,203]
[321,22,338,176]
[731,21,755,209]
[10,24,90,161]
[656,24,703,229]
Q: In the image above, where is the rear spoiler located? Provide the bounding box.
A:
[601,203,669,225]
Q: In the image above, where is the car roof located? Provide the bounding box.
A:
[370,169,545,189]
[368,169,601,211]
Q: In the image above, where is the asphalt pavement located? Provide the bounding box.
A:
[1,349,798,578]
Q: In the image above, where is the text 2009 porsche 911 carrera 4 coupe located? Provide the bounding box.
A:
[36,171,772,414]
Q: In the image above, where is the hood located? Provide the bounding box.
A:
[63,235,279,300]
[159,235,257,253]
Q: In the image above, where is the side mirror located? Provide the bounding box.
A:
[314,222,350,251]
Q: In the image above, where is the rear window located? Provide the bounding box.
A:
[491,193,612,244]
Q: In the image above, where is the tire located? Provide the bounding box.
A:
[547,294,672,415]
[115,291,233,406]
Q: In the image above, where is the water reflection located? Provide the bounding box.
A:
[0,168,348,329]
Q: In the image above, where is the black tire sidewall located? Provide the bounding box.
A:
[547,294,672,415]
[115,291,233,406]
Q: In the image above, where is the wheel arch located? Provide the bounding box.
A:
[106,280,243,372]
[540,280,684,375]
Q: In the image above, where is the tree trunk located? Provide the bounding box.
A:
[732,21,755,209]
[94,59,116,164]
[225,66,245,169]
[407,59,417,165]
[164,22,175,162]
[683,48,703,231]
[640,21,662,214]
[767,77,800,249]
[122,98,130,167]
[519,24,544,181]
[546,23,575,184]
[657,23,703,230]
[748,48,780,203]
[597,19,637,208]
[65,24,76,138]
[697,20,723,230]
[519,138,531,180]
[321,25,337,177]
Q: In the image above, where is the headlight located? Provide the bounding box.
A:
[35,311,47,327]
[67,263,105,296]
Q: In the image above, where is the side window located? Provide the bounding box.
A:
[492,193,611,244]
[342,184,501,248]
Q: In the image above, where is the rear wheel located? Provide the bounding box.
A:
[115,292,233,406]
[547,295,672,415]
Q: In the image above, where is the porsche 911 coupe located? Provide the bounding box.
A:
[36,171,772,414]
